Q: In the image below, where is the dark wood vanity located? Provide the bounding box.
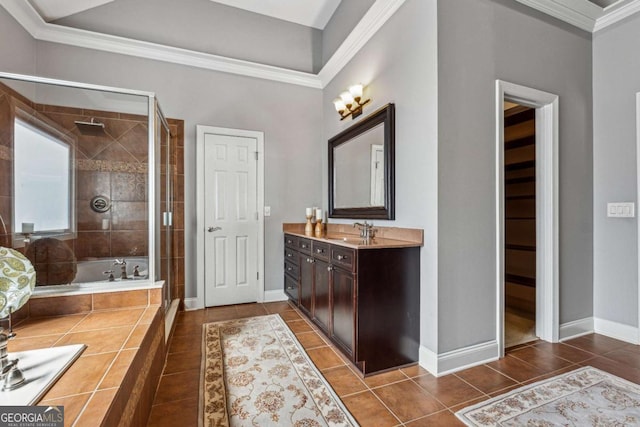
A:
[283,224,422,376]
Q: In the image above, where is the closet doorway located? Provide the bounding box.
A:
[504,102,537,348]
[496,80,559,358]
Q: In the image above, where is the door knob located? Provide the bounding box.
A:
[207,226,222,232]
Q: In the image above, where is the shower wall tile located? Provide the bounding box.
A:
[0,159,11,197]
[93,290,149,310]
[93,141,138,163]
[173,202,184,229]
[111,201,147,230]
[111,172,146,201]
[118,123,149,163]
[111,230,147,257]
[77,201,110,231]
[177,147,184,174]
[74,132,114,160]
[175,175,184,201]
[75,231,111,260]
[77,170,111,200]
[0,94,12,146]
[81,109,119,119]
[172,233,184,258]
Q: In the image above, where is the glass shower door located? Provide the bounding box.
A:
[157,106,172,310]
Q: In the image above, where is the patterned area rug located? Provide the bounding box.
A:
[199,314,358,427]
[456,366,640,426]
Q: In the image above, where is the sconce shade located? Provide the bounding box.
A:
[333,98,346,113]
[349,84,363,101]
[339,91,355,106]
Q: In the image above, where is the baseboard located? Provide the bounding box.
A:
[594,317,639,344]
[263,290,288,303]
[559,317,594,341]
[184,297,201,311]
[418,345,438,375]
[419,340,499,377]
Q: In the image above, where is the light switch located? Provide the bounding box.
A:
[264,206,271,216]
[607,202,635,218]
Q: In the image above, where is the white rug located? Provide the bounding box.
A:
[456,366,640,426]
[200,314,358,427]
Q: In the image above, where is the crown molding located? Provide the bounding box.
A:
[317,0,407,87]
[0,0,405,89]
[515,0,640,33]
[594,0,640,31]
[515,0,596,31]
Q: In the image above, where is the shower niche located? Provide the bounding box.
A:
[0,72,184,310]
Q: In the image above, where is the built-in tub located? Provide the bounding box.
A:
[72,257,149,283]
[32,257,159,298]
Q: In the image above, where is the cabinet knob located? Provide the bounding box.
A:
[337,255,347,261]
[316,248,324,254]
[286,253,292,257]
[327,265,333,271]
[301,244,307,248]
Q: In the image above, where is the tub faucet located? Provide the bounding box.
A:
[353,221,376,240]
[114,259,128,280]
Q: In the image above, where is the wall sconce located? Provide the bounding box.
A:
[333,84,370,120]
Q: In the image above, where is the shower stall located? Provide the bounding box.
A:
[0,72,178,311]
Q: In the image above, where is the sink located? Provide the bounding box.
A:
[325,236,374,245]
[1,344,85,405]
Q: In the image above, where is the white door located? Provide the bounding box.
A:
[203,132,259,306]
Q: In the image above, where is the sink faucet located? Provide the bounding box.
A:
[114,259,128,280]
[353,221,376,240]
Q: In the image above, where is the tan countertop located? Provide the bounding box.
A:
[283,223,423,249]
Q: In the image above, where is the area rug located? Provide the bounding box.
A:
[456,366,640,426]
[199,314,358,427]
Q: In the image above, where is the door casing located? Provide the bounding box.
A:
[496,80,559,358]
[196,125,265,309]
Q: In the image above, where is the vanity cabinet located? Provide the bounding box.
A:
[283,232,420,375]
[284,236,299,302]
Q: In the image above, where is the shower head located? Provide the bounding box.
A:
[74,118,106,136]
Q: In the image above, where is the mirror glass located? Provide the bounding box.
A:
[329,103,395,219]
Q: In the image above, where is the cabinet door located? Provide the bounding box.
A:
[332,267,355,356]
[284,274,298,302]
[299,254,314,316]
[313,259,330,333]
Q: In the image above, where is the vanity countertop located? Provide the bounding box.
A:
[283,223,423,249]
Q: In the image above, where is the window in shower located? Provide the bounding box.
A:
[13,116,74,238]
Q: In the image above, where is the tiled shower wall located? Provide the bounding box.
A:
[0,82,184,302]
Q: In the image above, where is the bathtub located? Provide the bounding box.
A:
[32,257,161,298]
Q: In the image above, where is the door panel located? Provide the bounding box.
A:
[204,133,258,306]
[313,259,330,333]
[332,267,355,356]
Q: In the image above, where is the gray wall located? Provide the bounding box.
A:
[55,0,322,73]
[322,0,439,352]
[321,0,375,67]
[0,7,36,74]
[33,41,323,299]
[593,14,640,327]
[438,0,593,352]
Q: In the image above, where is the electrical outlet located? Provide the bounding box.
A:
[607,202,635,218]
[264,206,271,217]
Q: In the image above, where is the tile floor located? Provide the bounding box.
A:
[148,302,640,426]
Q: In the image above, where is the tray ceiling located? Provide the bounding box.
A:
[28,0,342,29]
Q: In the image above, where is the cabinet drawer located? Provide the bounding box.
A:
[284,274,298,302]
[298,237,312,254]
[284,247,298,264]
[331,246,356,272]
[284,234,298,248]
[312,241,330,262]
[284,260,298,279]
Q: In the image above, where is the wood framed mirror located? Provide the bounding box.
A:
[329,103,395,220]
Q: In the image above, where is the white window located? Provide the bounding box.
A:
[13,118,73,236]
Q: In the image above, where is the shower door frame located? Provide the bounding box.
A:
[0,71,162,290]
